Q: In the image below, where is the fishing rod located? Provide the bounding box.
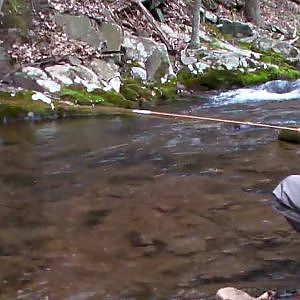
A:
[132,109,300,132]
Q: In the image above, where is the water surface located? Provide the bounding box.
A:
[1,84,300,299]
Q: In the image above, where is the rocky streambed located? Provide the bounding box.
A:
[1,83,300,299]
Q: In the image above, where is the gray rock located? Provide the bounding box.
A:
[90,59,119,81]
[194,62,210,73]
[181,49,197,66]
[131,67,147,81]
[98,22,123,52]
[21,66,61,92]
[218,18,254,38]
[145,48,173,82]
[45,64,102,92]
[11,73,44,92]
[123,33,168,63]
[89,59,121,92]
[256,37,300,58]
[55,14,123,51]
[273,41,299,58]
[219,53,242,70]
[256,37,276,51]
[0,47,12,79]
[68,55,82,66]
[200,7,218,23]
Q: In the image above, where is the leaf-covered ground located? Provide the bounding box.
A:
[6,0,300,65]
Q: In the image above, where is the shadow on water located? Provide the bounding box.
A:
[1,83,300,299]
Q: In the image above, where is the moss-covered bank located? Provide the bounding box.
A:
[0,90,138,123]
[177,66,300,90]
[0,77,179,122]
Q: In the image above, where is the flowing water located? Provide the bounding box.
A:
[1,80,300,299]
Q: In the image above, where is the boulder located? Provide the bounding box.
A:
[145,48,173,82]
[200,7,218,23]
[255,37,276,52]
[256,37,300,58]
[181,49,197,66]
[123,33,168,63]
[21,66,61,92]
[89,59,121,92]
[218,18,254,38]
[45,64,102,92]
[202,50,259,71]
[55,14,123,51]
[123,34,173,82]
[273,41,299,58]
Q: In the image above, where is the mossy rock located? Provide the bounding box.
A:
[278,129,300,144]
[0,91,51,120]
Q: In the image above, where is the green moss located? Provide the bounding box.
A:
[177,66,300,90]
[209,40,222,50]
[120,79,153,102]
[94,90,135,108]
[60,87,136,108]
[153,79,177,103]
[260,51,289,66]
[60,87,106,105]
[238,41,253,51]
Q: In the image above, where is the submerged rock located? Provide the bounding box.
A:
[216,287,255,300]
[216,287,275,300]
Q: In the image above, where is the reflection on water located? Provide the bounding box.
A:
[1,96,300,299]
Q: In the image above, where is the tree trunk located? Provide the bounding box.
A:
[190,0,201,49]
[244,0,261,25]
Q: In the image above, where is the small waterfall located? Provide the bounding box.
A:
[212,79,300,106]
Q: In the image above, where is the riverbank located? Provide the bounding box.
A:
[0,0,300,122]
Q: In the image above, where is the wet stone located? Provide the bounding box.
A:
[127,231,153,247]
[168,236,206,256]
[84,209,110,226]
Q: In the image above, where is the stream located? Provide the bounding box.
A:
[1,80,300,299]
